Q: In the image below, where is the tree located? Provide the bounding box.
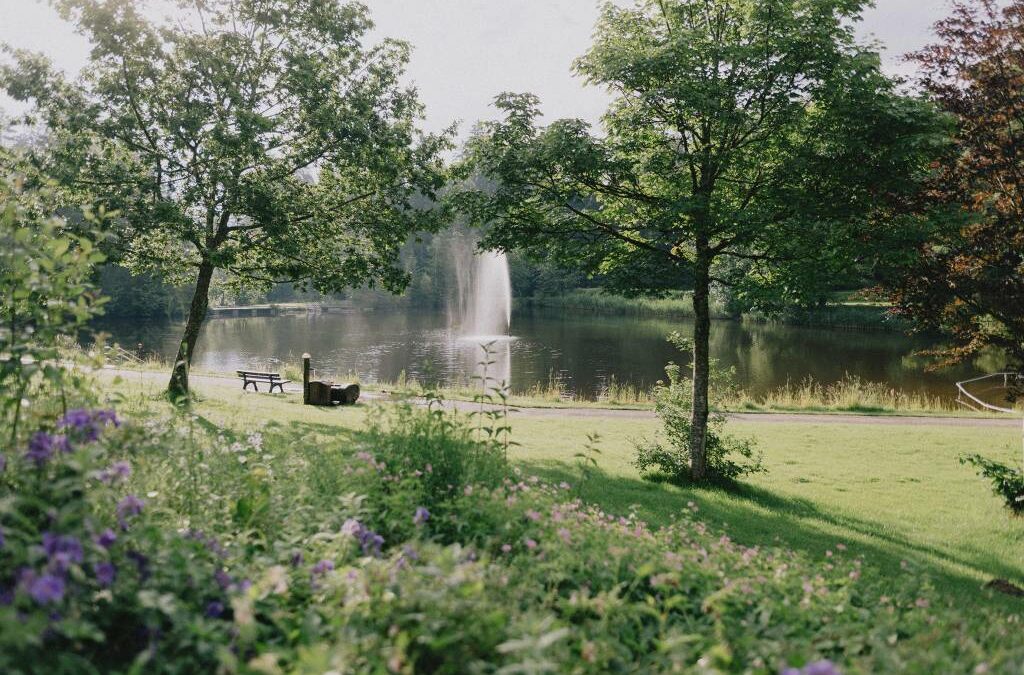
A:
[1,0,450,397]
[882,0,1024,369]
[457,0,946,481]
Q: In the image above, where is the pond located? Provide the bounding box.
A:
[92,306,991,402]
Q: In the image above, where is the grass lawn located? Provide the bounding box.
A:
[105,369,1024,609]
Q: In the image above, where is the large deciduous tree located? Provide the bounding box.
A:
[0,0,450,397]
[458,0,945,481]
[883,0,1024,369]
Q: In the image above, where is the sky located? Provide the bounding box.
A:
[0,0,963,139]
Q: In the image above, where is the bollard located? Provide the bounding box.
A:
[302,353,311,405]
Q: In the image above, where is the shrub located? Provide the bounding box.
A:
[960,454,1024,513]
[634,334,764,484]
[0,409,236,673]
[0,179,108,446]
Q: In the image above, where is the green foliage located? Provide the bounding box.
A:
[4,378,1024,671]
[0,410,235,673]
[960,454,1024,514]
[634,333,764,484]
[0,0,452,394]
[0,178,107,446]
[457,0,947,478]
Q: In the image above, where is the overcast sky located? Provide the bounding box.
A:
[0,0,962,139]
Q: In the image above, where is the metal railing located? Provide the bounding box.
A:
[954,372,1021,414]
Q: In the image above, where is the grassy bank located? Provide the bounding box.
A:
[522,288,910,331]
[24,367,1012,671]
[101,370,1024,606]
[96,344,975,415]
[368,372,968,415]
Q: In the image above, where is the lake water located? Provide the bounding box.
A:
[93,306,991,402]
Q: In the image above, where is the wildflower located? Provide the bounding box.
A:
[501,544,512,553]
[41,533,83,571]
[28,574,65,605]
[93,562,116,587]
[524,538,537,550]
[557,528,571,544]
[359,530,385,557]
[127,550,150,581]
[525,510,541,522]
[215,569,232,590]
[289,552,304,567]
[341,518,384,556]
[401,545,419,562]
[98,461,132,484]
[915,598,930,609]
[204,600,225,618]
[25,432,69,466]
[311,559,334,576]
[58,408,119,442]
[0,453,6,472]
[781,661,842,675]
[116,495,145,528]
[95,529,117,549]
[413,507,430,525]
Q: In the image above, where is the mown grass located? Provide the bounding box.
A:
[99,370,1024,610]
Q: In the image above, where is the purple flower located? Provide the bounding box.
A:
[93,562,116,587]
[204,601,225,618]
[28,574,65,605]
[413,507,430,525]
[340,518,384,557]
[214,569,232,590]
[95,529,117,549]
[99,461,132,484]
[42,533,83,572]
[0,453,6,472]
[127,550,150,581]
[25,432,69,467]
[58,408,119,443]
[116,495,145,528]
[0,526,4,550]
[311,559,334,576]
[782,661,842,675]
[359,530,384,557]
[289,552,304,567]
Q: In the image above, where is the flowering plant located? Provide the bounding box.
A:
[0,409,235,672]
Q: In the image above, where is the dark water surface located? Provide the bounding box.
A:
[93,307,988,400]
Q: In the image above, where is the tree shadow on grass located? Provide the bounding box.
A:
[523,458,1024,610]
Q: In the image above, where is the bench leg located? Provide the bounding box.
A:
[270,383,282,393]
[244,381,258,392]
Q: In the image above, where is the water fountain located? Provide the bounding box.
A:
[451,238,512,338]
[449,237,514,386]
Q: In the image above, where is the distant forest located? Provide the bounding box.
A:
[96,225,590,319]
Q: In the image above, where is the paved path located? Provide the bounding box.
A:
[99,367,1021,429]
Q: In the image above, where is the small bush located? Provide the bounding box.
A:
[634,334,763,484]
[0,409,236,673]
[960,454,1024,513]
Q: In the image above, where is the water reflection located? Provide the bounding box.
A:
[90,306,989,400]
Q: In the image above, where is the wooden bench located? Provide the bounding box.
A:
[236,370,290,393]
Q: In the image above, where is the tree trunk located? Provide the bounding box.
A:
[168,259,215,399]
[689,258,712,482]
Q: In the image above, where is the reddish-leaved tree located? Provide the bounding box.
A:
[886,0,1024,367]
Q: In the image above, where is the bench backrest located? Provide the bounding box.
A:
[236,371,282,380]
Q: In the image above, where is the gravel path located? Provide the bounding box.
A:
[100,367,1020,428]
